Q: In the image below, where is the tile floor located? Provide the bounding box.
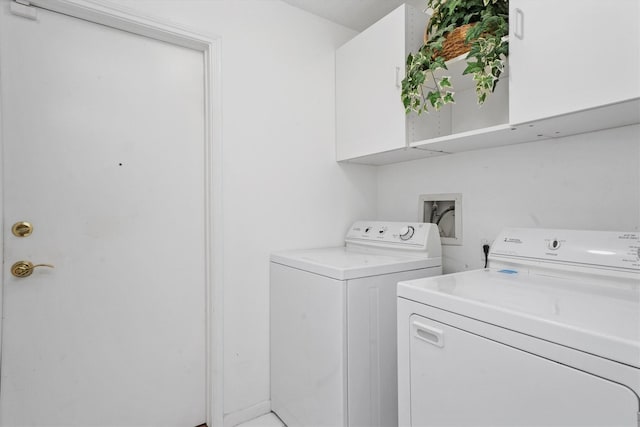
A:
[237,412,286,427]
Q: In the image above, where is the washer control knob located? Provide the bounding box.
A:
[399,226,415,241]
[548,239,560,250]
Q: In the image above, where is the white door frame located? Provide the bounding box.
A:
[0,0,224,425]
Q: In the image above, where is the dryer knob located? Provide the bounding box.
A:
[548,239,560,250]
[399,226,415,241]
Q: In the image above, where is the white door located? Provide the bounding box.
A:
[0,2,207,426]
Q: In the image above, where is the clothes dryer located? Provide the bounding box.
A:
[398,228,640,426]
[271,221,442,427]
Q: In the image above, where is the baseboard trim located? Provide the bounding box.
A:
[223,400,271,427]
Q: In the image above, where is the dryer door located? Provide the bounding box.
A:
[408,314,639,426]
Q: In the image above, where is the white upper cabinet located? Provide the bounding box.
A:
[508,0,640,125]
[336,1,640,165]
[336,5,429,163]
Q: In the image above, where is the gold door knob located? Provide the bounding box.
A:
[11,261,55,278]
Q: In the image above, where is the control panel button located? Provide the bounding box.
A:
[378,227,387,236]
[399,226,415,241]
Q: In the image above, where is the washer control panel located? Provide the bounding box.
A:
[346,221,440,252]
[490,228,640,273]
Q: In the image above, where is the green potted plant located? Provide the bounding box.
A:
[401,0,509,114]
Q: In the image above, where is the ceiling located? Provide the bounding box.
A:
[281,0,426,32]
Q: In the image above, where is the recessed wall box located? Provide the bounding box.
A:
[419,193,462,245]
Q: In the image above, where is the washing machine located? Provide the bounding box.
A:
[397,227,640,426]
[270,221,442,427]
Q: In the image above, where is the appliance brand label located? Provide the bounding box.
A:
[503,238,523,244]
[618,233,639,240]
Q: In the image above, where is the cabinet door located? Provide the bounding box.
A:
[509,0,640,124]
[336,6,408,161]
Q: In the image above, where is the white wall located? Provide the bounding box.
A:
[101,0,377,423]
[377,124,640,273]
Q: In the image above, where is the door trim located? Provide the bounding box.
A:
[0,0,224,425]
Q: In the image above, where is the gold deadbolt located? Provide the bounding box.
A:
[11,261,55,278]
[12,221,33,237]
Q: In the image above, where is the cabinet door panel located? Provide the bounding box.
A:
[336,7,407,161]
[509,0,640,124]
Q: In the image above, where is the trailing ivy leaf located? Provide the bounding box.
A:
[406,53,414,66]
[446,0,459,17]
[463,61,483,75]
[430,39,445,51]
[443,91,455,103]
[439,76,452,88]
[466,23,482,40]
[432,56,447,69]
[426,91,443,110]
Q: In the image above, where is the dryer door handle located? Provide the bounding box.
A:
[412,321,444,348]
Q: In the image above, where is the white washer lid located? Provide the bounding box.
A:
[271,246,441,280]
[398,269,640,369]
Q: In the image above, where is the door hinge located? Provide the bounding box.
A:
[10,0,38,20]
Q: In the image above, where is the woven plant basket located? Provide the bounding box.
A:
[424,23,476,61]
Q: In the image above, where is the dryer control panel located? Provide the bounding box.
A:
[345,221,441,256]
[490,228,640,275]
